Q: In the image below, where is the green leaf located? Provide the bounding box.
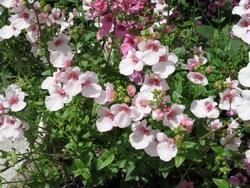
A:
[175,156,185,168]
[125,162,136,181]
[96,150,115,170]
[73,159,92,182]
[195,25,215,40]
[212,178,230,188]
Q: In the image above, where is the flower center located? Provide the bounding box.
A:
[205,102,214,111]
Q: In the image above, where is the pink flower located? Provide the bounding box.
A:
[191,97,219,118]
[219,89,241,112]
[96,13,114,40]
[79,71,102,98]
[91,0,107,16]
[187,72,208,86]
[129,120,155,150]
[119,48,144,76]
[232,0,250,16]
[95,83,116,105]
[229,172,248,186]
[0,24,21,40]
[137,40,165,65]
[127,85,136,97]
[50,50,74,68]
[48,8,62,24]
[133,92,153,120]
[140,73,169,92]
[183,55,207,71]
[26,25,39,44]
[180,115,194,133]
[110,103,138,128]
[41,69,82,111]
[96,107,115,132]
[156,132,177,162]
[129,71,144,85]
[163,104,185,129]
[43,83,75,111]
[232,17,250,45]
[152,47,178,79]
[228,119,239,134]
[209,119,223,130]
[152,109,164,121]
[48,33,71,52]
[120,34,137,56]
[3,84,26,112]
[0,116,27,141]
[8,8,34,31]
[115,23,127,38]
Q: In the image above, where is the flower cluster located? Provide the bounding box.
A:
[96,40,196,162]
[0,0,75,55]
[0,84,28,141]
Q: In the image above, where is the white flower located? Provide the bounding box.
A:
[140,73,169,92]
[220,134,241,151]
[238,63,250,87]
[79,71,102,98]
[191,97,219,118]
[236,90,250,120]
[132,92,153,121]
[0,116,27,141]
[245,149,250,163]
[187,72,208,86]
[50,50,74,68]
[96,107,115,132]
[119,48,144,76]
[232,17,250,44]
[144,140,159,157]
[163,104,185,129]
[110,103,138,128]
[182,55,207,71]
[219,89,241,112]
[129,120,155,150]
[0,24,21,40]
[137,40,166,65]
[232,0,250,16]
[152,47,178,79]
[47,33,71,52]
[3,84,26,112]
[95,83,115,105]
[156,132,177,162]
[209,119,223,130]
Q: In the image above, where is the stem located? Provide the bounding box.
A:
[181,161,193,181]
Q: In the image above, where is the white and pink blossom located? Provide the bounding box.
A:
[156,132,177,162]
[79,71,102,98]
[96,107,115,132]
[129,120,155,150]
[187,72,208,86]
[3,84,26,112]
[110,103,138,128]
[191,97,219,118]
